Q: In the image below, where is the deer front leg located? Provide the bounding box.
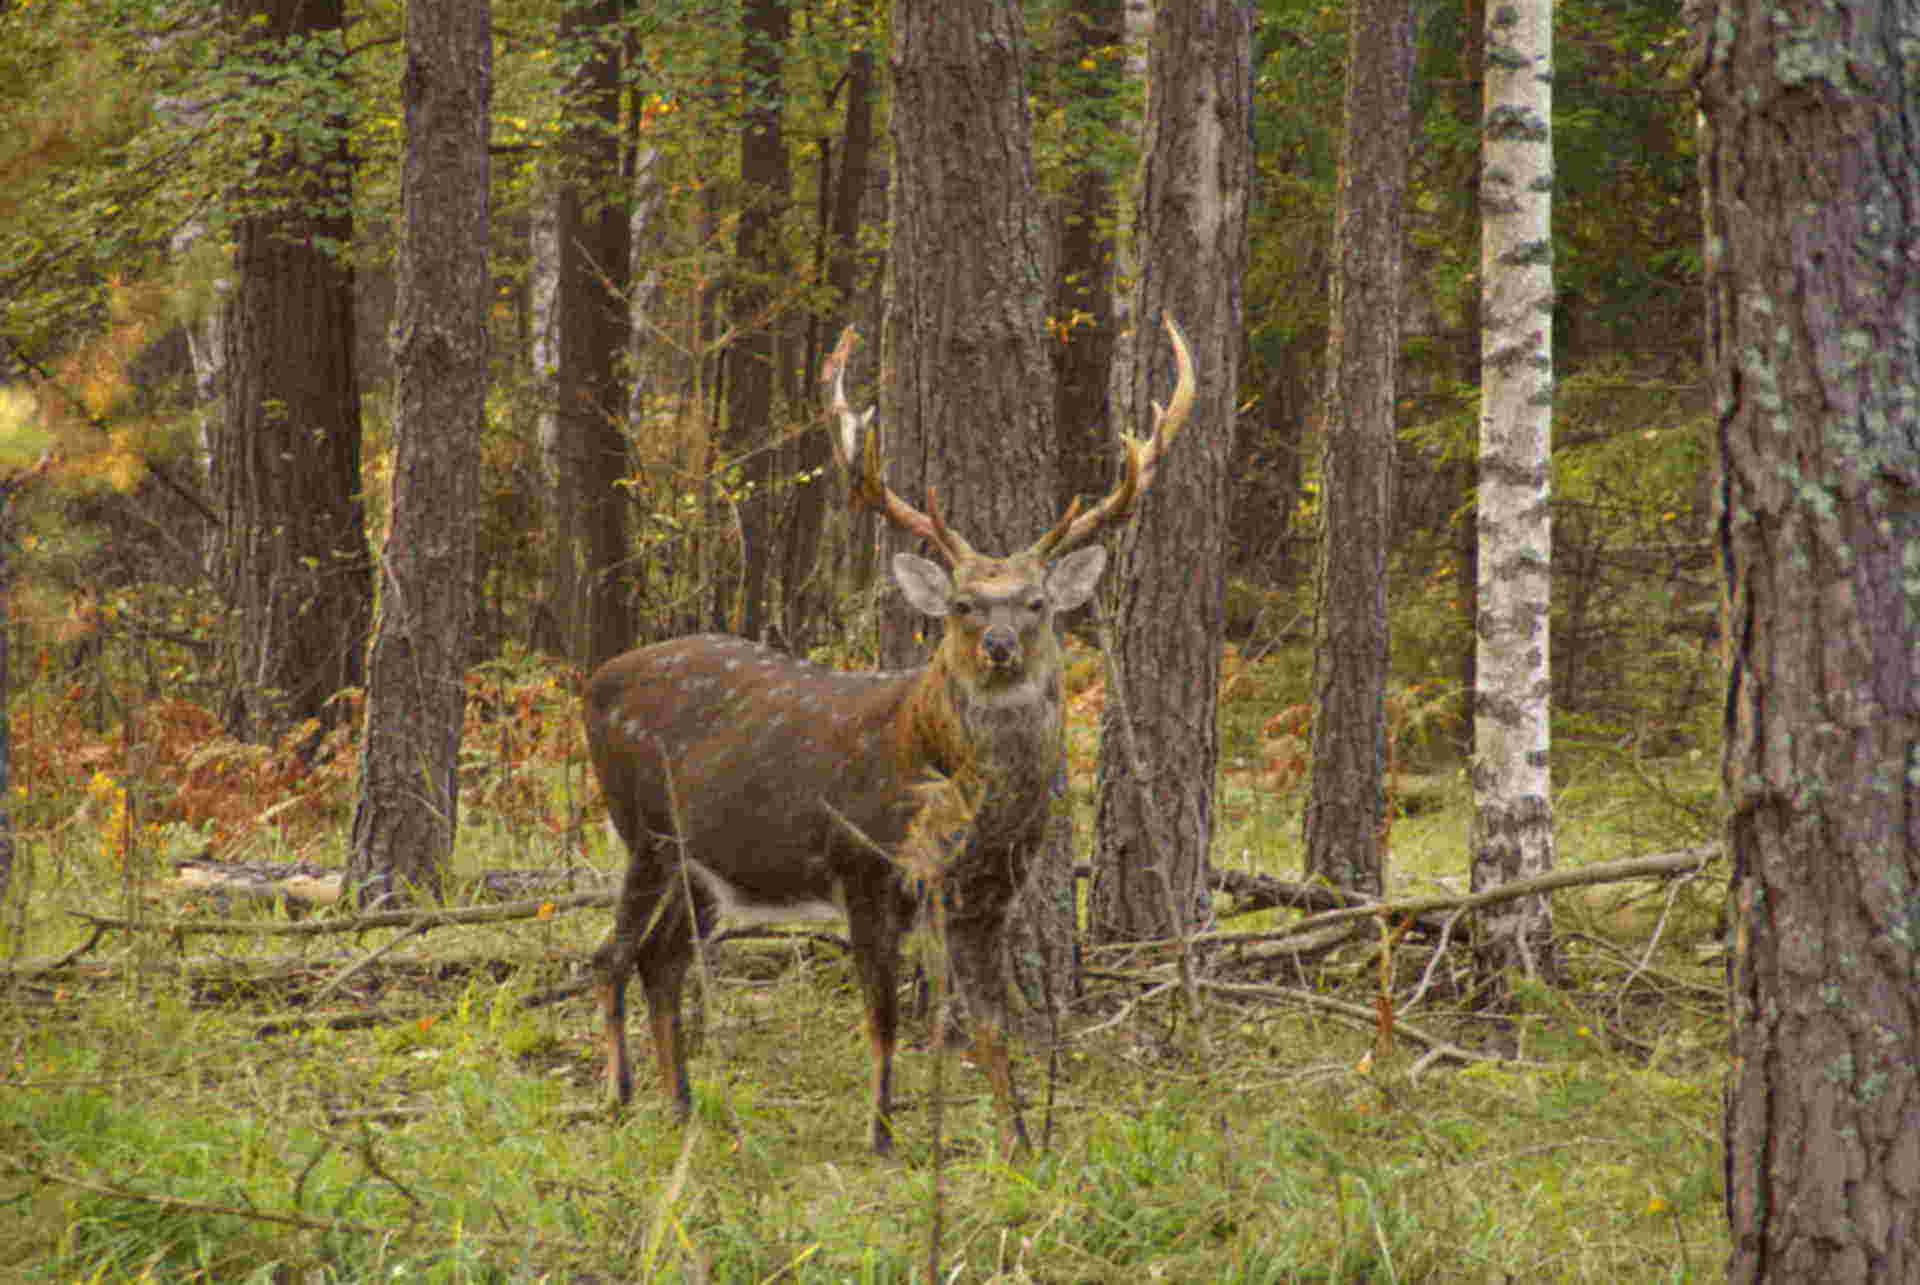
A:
[946,905,1032,1156]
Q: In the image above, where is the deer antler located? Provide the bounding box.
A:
[1026,314,1195,560]
[822,326,976,564]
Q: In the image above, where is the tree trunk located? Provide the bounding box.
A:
[1470,0,1556,990]
[346,0,490,903]
[886,0,1072,1023]
[543,0,632,672]
[1090,0,1249,943]
[215,0,370,750]
[1301,0,1412,899]
[1698,2,1920,1279]
[721,0,791,643]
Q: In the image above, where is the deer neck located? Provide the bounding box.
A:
[898,637,1064,834]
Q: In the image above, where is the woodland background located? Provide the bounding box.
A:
[0,0,1746,1279]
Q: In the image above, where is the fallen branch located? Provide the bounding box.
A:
[70,887,616,939]
[161,857,611,916]
[0,922,110,978]
[1169,846,1723,952]
[1194,977,1527,1072]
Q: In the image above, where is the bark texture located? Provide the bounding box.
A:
[346,0,491,901]
[1090,0,1249,942]
[722,0,791,642]
[554,0,633,672]
[1471,0,1556,984]
[1697,1,1920,1279]
[215,0,370,747]
[885,0,1073,1021]
[1302,0,1413,898]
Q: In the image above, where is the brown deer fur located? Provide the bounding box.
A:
[587,317,1193,1156]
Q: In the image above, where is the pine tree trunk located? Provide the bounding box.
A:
[1698,1,1920,1278]
[1470,0,1556,990]
[1090,0,1249,943]
[215,0,370,750]
[719,0,791,643]
[886,0,1072,1023]
[542,0,632,671]
[346,0,490,903]
[1302,0,1413,899]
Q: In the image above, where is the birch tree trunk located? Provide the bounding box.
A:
[1697,1,1920,1278]
[1471,0,1556,988]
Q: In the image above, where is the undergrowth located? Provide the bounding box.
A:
[1,627,1728,1281]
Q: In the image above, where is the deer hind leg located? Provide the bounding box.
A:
[844,881,908,1156]
[595,833,699,1117]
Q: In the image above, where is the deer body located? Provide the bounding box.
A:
[589,317,1193,1155]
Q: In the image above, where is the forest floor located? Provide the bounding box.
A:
[0,640,1730,1281]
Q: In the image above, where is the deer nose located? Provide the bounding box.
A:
[982,627,1020,668]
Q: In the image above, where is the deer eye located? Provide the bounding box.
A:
[951,599,975,616]
[1026,597,1046,613]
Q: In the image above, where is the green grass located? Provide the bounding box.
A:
[3,817,1729,1282]
[2,632,1731,1282]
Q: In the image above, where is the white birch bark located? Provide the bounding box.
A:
[1472,0,1556,982]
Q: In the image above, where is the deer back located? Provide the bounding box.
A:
[587,634,944,901]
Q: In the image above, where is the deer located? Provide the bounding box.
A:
[585,315,1195,1156]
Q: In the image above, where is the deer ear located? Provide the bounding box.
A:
[1044,545,1106,610]
[892,553,954,617]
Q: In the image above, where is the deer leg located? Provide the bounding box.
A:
[638,941,694,1120]
[947,905,1032,1156]
[593,950,636,1106]
[598,834,697,1118]
[846,887,905,1156]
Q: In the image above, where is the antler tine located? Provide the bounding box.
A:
[1028,313,1196,560]
[823,326,975,564]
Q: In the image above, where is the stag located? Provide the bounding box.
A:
[587,316,1195,1155]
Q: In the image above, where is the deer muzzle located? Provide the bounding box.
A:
[980,626,1021,671]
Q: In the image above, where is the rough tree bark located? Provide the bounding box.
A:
[1470,0,1556,989]
[345,0,491,902]
[721,0,791,643]
[540,0,632,672]
[1090,0,1249,942]
[886,0,1073,1021]
[1696,0,1920,1279]
[1302,0,1413,899]
[215,0,370,749]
